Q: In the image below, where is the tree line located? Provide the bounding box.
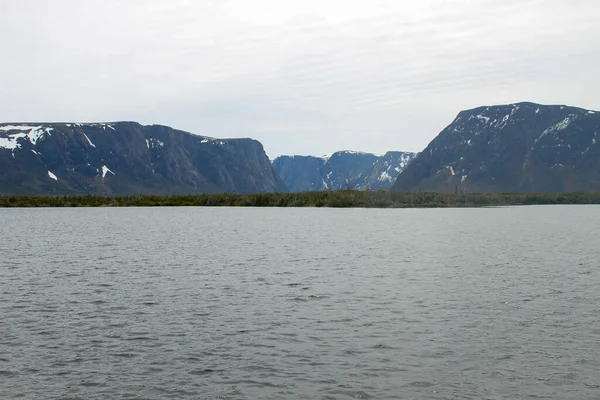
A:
[1,190,600,208]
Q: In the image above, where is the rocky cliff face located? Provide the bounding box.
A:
[361,151,419,191]
[0,122,286,195]
[270,155,327,192]
[392,102,600,193]
[272,151,417,192]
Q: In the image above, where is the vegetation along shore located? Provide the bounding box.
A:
[1,191,600,208]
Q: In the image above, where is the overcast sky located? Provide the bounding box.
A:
[1,0,599,158]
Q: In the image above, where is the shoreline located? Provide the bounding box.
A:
[2,191,600,208]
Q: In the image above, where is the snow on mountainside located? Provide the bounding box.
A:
[0,125,54,151]
[0,122,286,195]
[393,102,600,193]
[272,150,417,192]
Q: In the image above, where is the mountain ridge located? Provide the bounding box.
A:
[0,121,286,195]
[392,102,600,193]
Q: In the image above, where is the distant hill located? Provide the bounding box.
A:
[393,102,600,193]
[272,151,417,192]
[0,122,286,195]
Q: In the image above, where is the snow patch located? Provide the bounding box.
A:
[535,115,579,144]
[493,114,512,129]
[0,125,50,150]
[553,117,573,131]
[83,133,96,148]
[145,138,165,148]
[77,123,117,131]
[0,125,40,132]
[378,171,393,182]
[338,150,379,156]
[461,175,468,183]
[475,115,490,123]
[197,137,226,146]
[101,165,115,179]
[400,153,414,166]
[48,171,58,181]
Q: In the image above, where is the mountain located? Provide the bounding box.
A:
[270,155,327,192]
[392,102,600,193]
[272,151,417,192]
[0,122,286,195]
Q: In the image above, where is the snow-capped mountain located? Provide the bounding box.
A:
[0,122,286,195]
[392,102,600,193]
[272,150,417,192]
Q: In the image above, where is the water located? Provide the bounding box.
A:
[1,206,599,399]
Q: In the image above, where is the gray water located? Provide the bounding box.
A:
[1,206,599,399]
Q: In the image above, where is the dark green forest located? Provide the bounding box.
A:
[1,190,600,208]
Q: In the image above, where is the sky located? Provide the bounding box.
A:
[1,0,599,158]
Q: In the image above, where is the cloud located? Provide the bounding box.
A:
[1,0,599,157]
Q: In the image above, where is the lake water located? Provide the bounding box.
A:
[1,206,599,399]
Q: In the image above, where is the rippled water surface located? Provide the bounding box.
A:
[1,206,600,399]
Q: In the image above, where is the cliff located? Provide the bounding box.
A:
[0,122,286,195]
